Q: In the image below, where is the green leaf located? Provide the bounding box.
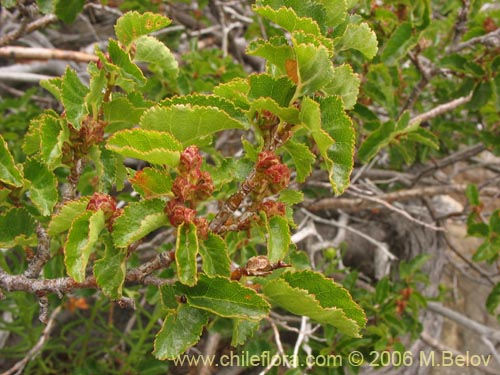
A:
[40,76,63,101]
[65,210,106,282]
[108,39,146,85]
[466,184,480,206]
[335,23,378,60]
[115,11,172,46]
[246,37,294,75]
[153,305,208,360]
[85,66,107,118]
[249,74,296,107]
[55,0,84,23]
[176,223,199,286]
[103,96,147,132]
[112,198,169,248]
[278,189,304,205]
[0,208,37,248]
[283,270,366,328]
[40,114,68,169]
[232,319,259,347]
[323,64,360,110]
[0,134,23,187]
[140,105,246,147]
[162,94,247,125]
[24,158,58,216]
[250,97,300,124]
[106,128,183,167]
[160,284,178,311]
[94,237,127,299]
[490,210,500,234]
[48,197,90,236]
[254,5,322,38]
[199,233,231,277]
[467,81,493,110]
[130,167,173,198]
[319,96,356,195]
[486,282,500,315]
[357,122,396,163]
[134,35,179,81]
[294,43,334,96]
[380,22,416,65]
[282,140,315,182]
[213,79,250,110]
[61,67,89,129]
[176,274,270,320]
[263,272,364,337]
[265,215,290,263]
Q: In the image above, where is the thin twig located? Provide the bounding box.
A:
[0,14,58,47]
[409,93,473,126]
[0,46,99,63]
[452,28,500,52]
[24,225,51,279]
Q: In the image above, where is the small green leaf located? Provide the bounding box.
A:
[24,158,58,216]
[404,128,439,150]
[232,319,259,347]
[380,22,416,65]
[249,74,296,107]
[115,11,172,46]
[319,96,356,195]
[85,66,107,118]
[490,210,500,234]
[176,223,199,286]
[246,37,294,75]
[48,197,90,236]
[40,77,63,101]
[153,305,208,360]
[323,64,360,110]
[176,274,270,320]
[357,122,396,163]
[130,167,173,198]
[294,43,334,96]
[466,184,480,206]
[160,284,178,311]
[55,0,84,23]
[254,5,322,38]
[134,35,179,81]
[486,283,500,314]
[199,233,231,277]
[263,272,364,337]
[108,40,146,85]
[65,210,106,282]
[283,140,315,182]
[213,79,250,110]
[140,105,246,146]
[61,67,89,129]
[250,97,300,124]
[279,189,304,205]
[335,22,378,59]
[106,128,183,167]
[266,215,290,263]
[94,237,127,299]
[0,134,23,187]
[112,199,169,248]
[103,96,147,132]
[0,208,37,247]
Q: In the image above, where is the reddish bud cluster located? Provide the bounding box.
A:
[258,200,286,218]
[165,146,213,238]
[255,151,291,193]
[165,199,196,227]
[86,193,122,230]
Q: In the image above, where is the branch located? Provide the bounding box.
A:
[409,93,473,126]
[0,250,175,296]
[305,184,500,212]
[452,28,500,52]
[0,46,99,63]
[0,14,58,47]
[24,225,51,279]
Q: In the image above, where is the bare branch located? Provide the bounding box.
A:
[409,93,473,126]
[452,28,500,52]
[0,46,99,63]
[24,225,51,279]
[0,14,58,47]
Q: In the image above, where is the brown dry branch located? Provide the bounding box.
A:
[304,184,500,212]
[0,46,99,63]
[0,250,175,298]
[0,14,58,47]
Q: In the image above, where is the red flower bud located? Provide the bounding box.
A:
[256,151,280,172]
[165,200,196,227]
[86,193,117,220]
[179,145,203,174]
[172,176,196,202]
[194,217,209,240]
[264,163,290,192]
[194,171,214,201]
[258,200,286,218]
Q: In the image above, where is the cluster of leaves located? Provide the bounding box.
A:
[0,0,383,364]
